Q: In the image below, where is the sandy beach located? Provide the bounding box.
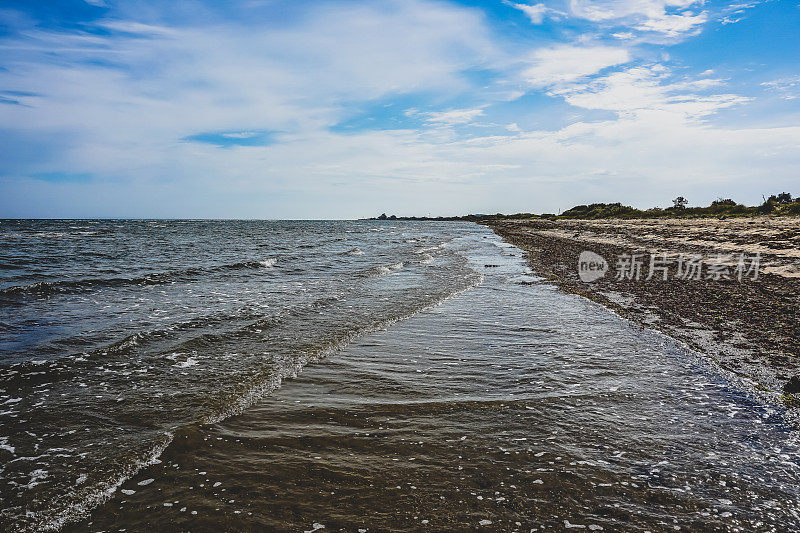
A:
[486,217,800,411]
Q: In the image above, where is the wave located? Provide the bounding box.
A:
[15,433,174,533]
[2,266,483,532]
[208,260,277,272]
[0,259,278,300]
[0,276,165,298]
[363,262,404,277]
[0,260,32,270]
[341,247,365,256]
[415,243,446,254]
[199,269,483,426]
[1,295,344,372]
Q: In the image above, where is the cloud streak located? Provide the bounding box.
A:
[523,45,631,87]
[505,2,551,24]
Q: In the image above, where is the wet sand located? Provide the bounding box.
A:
[486,218,800,414]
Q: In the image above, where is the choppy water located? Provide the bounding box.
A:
[1,220,799,531]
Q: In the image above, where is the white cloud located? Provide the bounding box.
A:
[0,0,798,218]
[506,2,550,24]
[523,45,631,87]
[550,65,749,121]
[98,21,180,36]
[568,0,699,22]
[568,0,707,38]
[7,107,799,217]
[718,1,766,25]
[762,76,800,100]
[633,11,707,37]
[221,132,258,138]
[419,108,485,125]
[0,0,498,168]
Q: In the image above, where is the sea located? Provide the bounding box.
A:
[0,220,798,531]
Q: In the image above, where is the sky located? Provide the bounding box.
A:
[0,0,798,219]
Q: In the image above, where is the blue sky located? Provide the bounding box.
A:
[0,0,798,218]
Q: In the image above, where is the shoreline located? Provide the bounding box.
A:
[484,217,800,412]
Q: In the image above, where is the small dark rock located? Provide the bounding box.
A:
[784,376,800,394]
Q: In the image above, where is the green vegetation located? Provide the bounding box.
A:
[371,192,800,221]
[489,192,800,220]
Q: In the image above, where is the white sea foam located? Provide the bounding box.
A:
[371,262,404,276]
[415,243,446,254]
[174,357,198,368]
[23,469,49,489]
[33,440,175,533]
[261,258,277,268]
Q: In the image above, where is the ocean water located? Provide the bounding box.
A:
[1,220,799,531]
